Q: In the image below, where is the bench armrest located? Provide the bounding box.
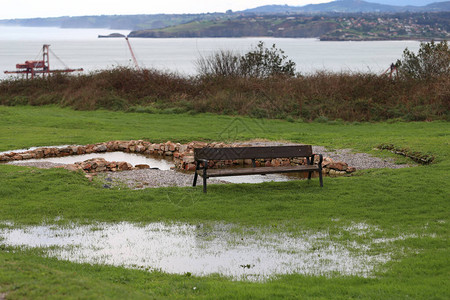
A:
[195,159,209,171]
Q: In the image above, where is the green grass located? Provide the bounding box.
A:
[0,105,449,299]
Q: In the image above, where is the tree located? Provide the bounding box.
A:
[396,40,449,80]
[239,42,296,78]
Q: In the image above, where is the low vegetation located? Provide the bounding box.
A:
[0,41,448,122]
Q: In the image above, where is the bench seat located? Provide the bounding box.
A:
[205,165,319,177]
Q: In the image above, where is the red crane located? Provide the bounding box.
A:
[125,37,140,70]
[4,44,83,79]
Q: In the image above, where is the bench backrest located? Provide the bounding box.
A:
[194,145,313,161]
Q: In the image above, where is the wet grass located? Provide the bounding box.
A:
[0,105,449,299]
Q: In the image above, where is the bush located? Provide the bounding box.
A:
[396,40,449,80]
[240,42,296,78]
[196,50,241,77]
[196,41,296,78]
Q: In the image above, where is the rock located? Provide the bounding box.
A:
[346,166,357,173]
[94,144,107,152]
[185,163,196,171]
[82,163,92,170]
[60,147,71,154]
[328,161,348,171]
[179,144,188,153]
[0,155,10,161]
[43,148,52,156]
[118,142,129,150]
[21,153,32,160]
[244,159,253,165]
[135,164,150,169]
[77,146,86,155]
[118,162,130,171]
[65,164,80,171]
[329,169,337,176]
[281,160,291,166]
[135,145,146,153]
[191,141,208,149]
[85,146,94,154]
[182,155,195,164]
[35,149,44,158]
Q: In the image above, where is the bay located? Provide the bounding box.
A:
[0,26,421,79]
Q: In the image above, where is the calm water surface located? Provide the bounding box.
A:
[0,26,421,79]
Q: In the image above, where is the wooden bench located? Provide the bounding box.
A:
[192,145,323,193]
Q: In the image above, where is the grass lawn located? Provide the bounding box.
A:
[0,105,449,299]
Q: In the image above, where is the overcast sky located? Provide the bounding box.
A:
[1,0,334,19]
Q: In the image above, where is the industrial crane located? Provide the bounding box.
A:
[4,44,83,79]
[125,37,140,70]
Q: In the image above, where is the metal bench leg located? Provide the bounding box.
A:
[193,162,199,187]
[319,169,323,187]
[203,175,207,193]
[306,157,312,181]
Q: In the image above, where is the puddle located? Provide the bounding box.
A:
[8,152,174,170]
[0,222,393,281]
[214,172,310,184]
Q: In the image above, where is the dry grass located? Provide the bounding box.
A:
[0,67,448,121]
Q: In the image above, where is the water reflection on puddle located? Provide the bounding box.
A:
[0,222,390,281]
[10,152,174,170]
[215,173,309,184]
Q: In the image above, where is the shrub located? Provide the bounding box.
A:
[196,50,241,77]
[239,42,296,78]
[196,41,296,78]
[396,40,450,80]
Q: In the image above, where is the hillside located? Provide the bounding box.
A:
[0,1,449,31]
[0,13,226,30]
[128,16,340,38]
[128,12,450,41]
[244,0,450,13]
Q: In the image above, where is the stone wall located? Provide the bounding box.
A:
[0,140,356,175]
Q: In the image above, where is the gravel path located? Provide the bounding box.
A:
[5,142,411,190]
[312,146,410,170]
[98,169,226,189]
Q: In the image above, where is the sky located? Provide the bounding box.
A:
[1,0,334,19]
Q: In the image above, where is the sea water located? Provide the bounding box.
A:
[0,26,421,79]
